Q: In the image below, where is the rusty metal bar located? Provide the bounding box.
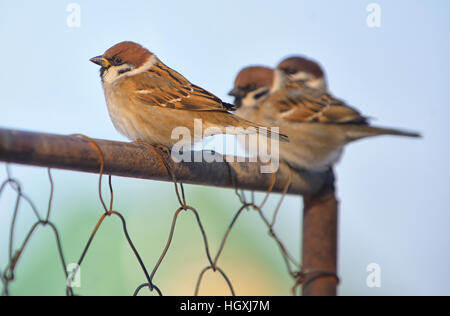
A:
[302,178,339,296]
[0,128,331,195]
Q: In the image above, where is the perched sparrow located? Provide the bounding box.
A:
[275,56,368,124]
[276,56,328,91]
[90,41,287,150]
[229,66,420,172]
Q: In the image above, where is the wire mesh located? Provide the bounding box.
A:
[0,135,335,296]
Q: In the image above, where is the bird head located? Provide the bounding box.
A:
[228,66,274,108]
[90,41,155,84]
[277,56,327,90]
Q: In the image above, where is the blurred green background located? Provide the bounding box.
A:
[0,167,302,296]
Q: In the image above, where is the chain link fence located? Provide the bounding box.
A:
[0,129,338,296]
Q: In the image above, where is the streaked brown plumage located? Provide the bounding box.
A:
[269,86,367,125]
[230,65,420,171]
[90,42,288,149]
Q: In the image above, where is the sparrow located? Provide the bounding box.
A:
[229,65,420,172]
[90,41,288,151]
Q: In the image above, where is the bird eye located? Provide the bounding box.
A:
[247,84,257,92]
[285,68,297,75]
[113,57,123,65]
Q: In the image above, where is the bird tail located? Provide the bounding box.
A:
[226,124,289,142]
[344,125,421,142]
[255,126,290,143]
[239,118,290,143]
[220,113,289,142]
[202,111,289,142]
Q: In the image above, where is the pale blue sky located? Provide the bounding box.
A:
[1,1,449,295]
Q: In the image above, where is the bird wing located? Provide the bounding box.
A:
[131,63,235,112]
[271,87,368,124]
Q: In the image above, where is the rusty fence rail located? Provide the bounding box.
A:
[0,128,330,195]
[0,128,338,296]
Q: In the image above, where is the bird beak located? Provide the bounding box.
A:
[233,97,242,108]
[90,56,110,68]
[228,87,242,97]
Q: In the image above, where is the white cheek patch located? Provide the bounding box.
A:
[101,55,158,85]
[102,64,135,84]
[271,70,287,93]
[241,94,257,108]
[306,78,327,90]
[290,71,312,82]
[290,72,328,91]
[242,87,270,108]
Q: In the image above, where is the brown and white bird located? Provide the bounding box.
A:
[229,65,420,172]
[90,41,287,150]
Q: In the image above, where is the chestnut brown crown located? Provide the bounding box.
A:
[232,66,274,92]
[228,66,274,108]
[277,56,324,79]
[102,41,153,68]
